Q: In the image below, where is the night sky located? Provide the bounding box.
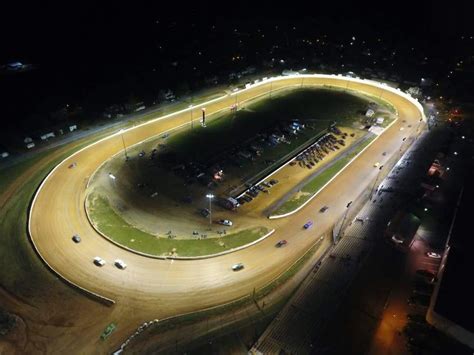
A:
[0,1,471,142]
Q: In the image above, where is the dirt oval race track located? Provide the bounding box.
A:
[29,75,424,325]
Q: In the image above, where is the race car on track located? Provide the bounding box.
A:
[93,257,106,267]
[232,263,244,271]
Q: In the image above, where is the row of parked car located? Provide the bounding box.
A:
[292,133,347,170]
[237,179,279,205]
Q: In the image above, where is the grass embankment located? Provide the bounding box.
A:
[0,142,94,295]
[273,135,376,216]
[88,194,268,257]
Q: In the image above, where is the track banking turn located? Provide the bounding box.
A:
[28,75,425,316]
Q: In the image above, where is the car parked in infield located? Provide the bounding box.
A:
[217,219,233,226]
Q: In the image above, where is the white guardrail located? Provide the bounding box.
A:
[27,74,426,304]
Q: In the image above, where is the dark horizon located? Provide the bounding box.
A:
[0,2,472,145]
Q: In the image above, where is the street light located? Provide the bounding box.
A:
[119,129,129,161]
[206,193,214,226]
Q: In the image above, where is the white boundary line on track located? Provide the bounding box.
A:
[27,74,426,302]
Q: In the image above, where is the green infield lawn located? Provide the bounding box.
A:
[88,194,268,257]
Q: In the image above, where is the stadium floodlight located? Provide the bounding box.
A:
[206,194,214,226]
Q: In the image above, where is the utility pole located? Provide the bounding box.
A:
[336,201,353,243]
[119,129,128,161]
[190,104,194,130]
[370,165,384,200]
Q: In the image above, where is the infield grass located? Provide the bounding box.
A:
[88,194,268,257]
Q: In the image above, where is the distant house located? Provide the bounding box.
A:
[282,69,299,76]
[40,132,55,140]
[163,90,175,101]
[125,101,145,112]
[407,87,422,97]
[26,142,35,149]
[24,137,33,144]
[376,117,385,125]
[366,109,375,117]
[69,125,77,132]
[1,152,9,158]
[7,62,23,70]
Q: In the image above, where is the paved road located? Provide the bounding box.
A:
[27,75,424,351]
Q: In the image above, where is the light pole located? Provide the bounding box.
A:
[189,104,194,130]
[119,129,128,161]
[336,201,353,244]
[108,173,117,187]
[206,193,214,226]
[370,165,384,200]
